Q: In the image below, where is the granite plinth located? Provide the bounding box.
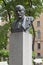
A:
[9,32,32,65]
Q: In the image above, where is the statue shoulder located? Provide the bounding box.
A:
[26,16,34,22]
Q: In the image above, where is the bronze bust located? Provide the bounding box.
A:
[11,5,34,33]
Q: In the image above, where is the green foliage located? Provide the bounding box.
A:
[32,51,35,58]
[0,23,10,61]
[0,49,9,57]
[29,26,33,34]
[0,0,43,20]
[0,23,10,49]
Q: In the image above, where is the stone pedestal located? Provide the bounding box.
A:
[9,32,32,65]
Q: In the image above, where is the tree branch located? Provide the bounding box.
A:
[2,0,11,24]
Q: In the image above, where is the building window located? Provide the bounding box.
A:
[37,30,41,39]
[38,43,40,49]
[37,21,40,27]
[37,53,40,57]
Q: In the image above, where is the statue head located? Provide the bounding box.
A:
[15,5,25,19]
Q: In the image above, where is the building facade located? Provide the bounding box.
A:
[33,13,43,58]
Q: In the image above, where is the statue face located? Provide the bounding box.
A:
[15,5,25,19]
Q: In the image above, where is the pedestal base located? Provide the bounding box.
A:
[9,32,32,65]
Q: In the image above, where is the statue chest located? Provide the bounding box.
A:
[15,21,22,29]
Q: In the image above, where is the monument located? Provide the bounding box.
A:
[9,5,34,65]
